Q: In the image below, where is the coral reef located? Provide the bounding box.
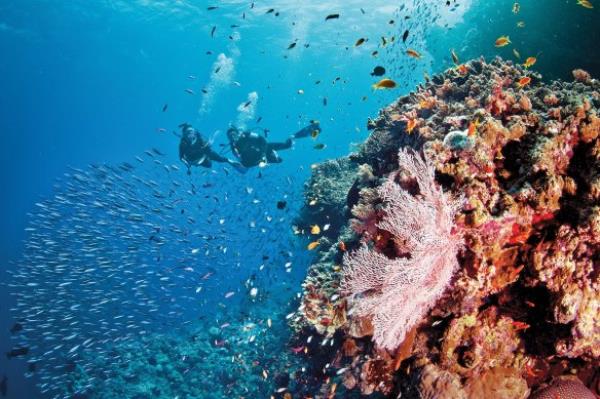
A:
[293,57,600,398]
[295,157,359,240]
[65,317,305,399]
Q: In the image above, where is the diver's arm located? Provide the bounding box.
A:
[207,148,230,163]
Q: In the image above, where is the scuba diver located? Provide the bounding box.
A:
[226,121,321,168]
[178,123,244,174]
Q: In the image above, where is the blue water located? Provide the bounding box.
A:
[1,1,597,398]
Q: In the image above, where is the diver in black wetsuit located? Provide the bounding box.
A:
[178,124,243,174]
[226,121,321,168]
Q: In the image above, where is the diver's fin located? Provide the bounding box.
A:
[230,161,248,174]
[195,155,207,166]
[293,122,321,139]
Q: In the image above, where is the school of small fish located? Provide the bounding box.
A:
[7,149,308,398]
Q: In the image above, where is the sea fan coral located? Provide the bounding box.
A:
[342,149,464,350]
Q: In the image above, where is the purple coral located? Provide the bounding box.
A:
[342,149,464,350]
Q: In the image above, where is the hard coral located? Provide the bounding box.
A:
[294,57,600,398]
[530,378,596,399]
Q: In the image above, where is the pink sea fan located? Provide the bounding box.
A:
[342,149,464,350]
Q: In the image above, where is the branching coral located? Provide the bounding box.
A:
[342,149,464,350]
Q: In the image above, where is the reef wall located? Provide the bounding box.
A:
[292,57,599,398]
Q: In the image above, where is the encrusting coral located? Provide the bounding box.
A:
[292,57,600,398]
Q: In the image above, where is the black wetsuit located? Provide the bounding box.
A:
[179,131,228,169]
[228,129,292,168]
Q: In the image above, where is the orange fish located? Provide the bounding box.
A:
[457,64,469,75]
[338,241,347,252]
[372,78,397,90]
[523,56,536,68]
[406,118,418,134]
[467,119,480,137]
[406,49,422,59]
[307,241,320,250]
[516,76,531,89]
[512,321,530,331]
[418,99,435,109]
[495,35,511,47]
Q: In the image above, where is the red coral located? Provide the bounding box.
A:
[487,84,510,116]
[530,378,596,399]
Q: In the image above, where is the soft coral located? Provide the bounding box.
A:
[343,149,464,350]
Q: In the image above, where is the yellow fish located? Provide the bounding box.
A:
[495,35,511,47]
[406,49,422,59]
[310,225,321,235]
[372,78,397,90]
[577,0,593,8]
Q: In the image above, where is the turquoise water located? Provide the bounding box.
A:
[0,1,597,398]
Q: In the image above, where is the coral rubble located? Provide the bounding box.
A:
[293,57,600,398]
